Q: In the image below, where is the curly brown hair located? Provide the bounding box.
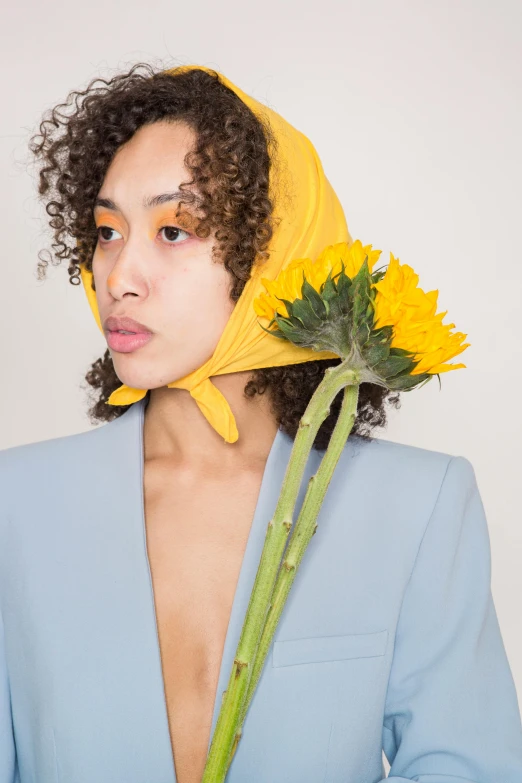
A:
[28,61,401,450]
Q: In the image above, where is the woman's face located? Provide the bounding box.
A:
[92,119,236,391]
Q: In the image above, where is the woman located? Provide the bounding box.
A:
[1,64,521,783]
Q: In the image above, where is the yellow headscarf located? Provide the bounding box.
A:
[79,65,352,443]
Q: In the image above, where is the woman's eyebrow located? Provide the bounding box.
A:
[94,190,198,211]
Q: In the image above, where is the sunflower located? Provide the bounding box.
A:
[253,239,470,389]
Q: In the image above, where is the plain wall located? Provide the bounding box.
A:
[1,0,521,772]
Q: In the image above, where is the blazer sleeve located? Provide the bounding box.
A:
[0,608,16,782]
[380,455,522,782]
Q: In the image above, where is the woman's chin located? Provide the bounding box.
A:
[111,354,165,390]
[113,368,193,391]
[111,352,210,391]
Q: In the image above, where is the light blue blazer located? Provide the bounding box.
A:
[1,396,522,782]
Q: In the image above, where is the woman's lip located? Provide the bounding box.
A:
[104,315,152,333]
[106,330,153,353]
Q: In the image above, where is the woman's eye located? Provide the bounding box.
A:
[97,226,122,243]
[96,224,190,246]
[160,226,191,244]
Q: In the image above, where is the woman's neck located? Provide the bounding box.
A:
[143,371,280,472]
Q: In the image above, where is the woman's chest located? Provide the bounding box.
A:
[142,461,267,783]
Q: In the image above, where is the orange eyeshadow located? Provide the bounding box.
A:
[93,207,200,239]
[154,207,200,233]
[94,212,125,233]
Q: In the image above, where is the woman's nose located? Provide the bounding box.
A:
[106,238,148,300]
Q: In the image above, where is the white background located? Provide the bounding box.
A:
[1,0,521,769]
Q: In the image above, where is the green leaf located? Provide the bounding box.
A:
[256,320,289,340]
[291,297,322,328]
[371,324,394,341]
[355,321,371,347]
[274,296,295,319]
[388,346,415,358]
[387,373,432,391]
[377,355,414,377]
[272,317,300,341]
[350,259,372,329]
[301,278,327,319]
[320,273,338,304]
[364,341,391,367]
[336,270,352,305]
[326,294,344,321]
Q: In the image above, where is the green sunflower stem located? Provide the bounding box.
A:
[228,380,360,770]
[201,361,359,783]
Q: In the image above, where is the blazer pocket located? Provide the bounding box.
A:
[272,629,388,668]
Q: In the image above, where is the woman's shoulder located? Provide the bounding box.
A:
[343,430,474,486]
[0,403,140,500]
[333,432,478,533]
